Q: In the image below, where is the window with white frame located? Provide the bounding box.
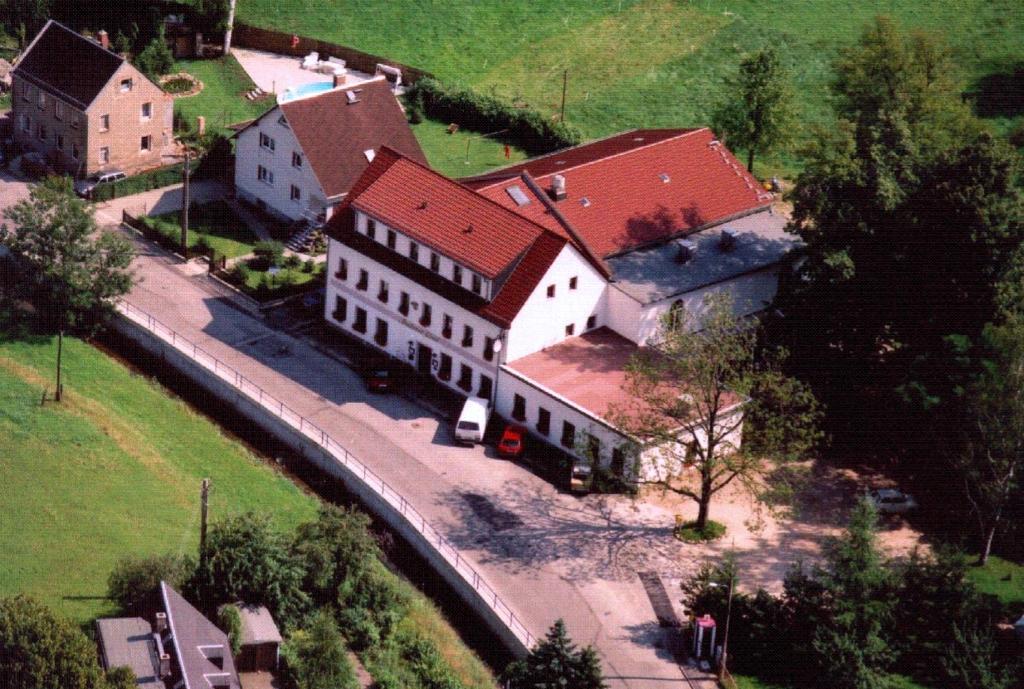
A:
[99,147,110,164]
[292,151,302,168]
[120,78,133,92]
[257,165,273,185]
[259,132,275,151]
[141,102,152,120]
[37,91,45,110]
[290,185,301,201]
[471,274,482,295]
[99,114,110,131]
[54,101,64,121]
[140,135,152,152]
[37,123,46,141]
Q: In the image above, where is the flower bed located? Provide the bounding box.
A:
[160,72,203,98]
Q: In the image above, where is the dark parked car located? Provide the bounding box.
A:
[363,360,394,392]
[73,169,126,198]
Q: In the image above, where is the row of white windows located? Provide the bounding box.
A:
[19,84,150,128]
[362,217,486,297]
[19,115,150,159]
[255,165,304,202]
[331,295,495,398]
[334,258,498,361]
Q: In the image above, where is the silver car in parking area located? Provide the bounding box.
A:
[74,169,126,198]
[867,488,918,514]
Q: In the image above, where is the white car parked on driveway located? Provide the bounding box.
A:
[867,488,918,514]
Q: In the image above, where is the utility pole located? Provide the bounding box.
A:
[223,0,237,56]
[560,69,568,123]
[181,148,191,256]
[199,478,210,562]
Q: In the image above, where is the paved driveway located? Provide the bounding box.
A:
[0,170,32,225]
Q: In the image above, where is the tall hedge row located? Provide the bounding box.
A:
[406,78,581,155]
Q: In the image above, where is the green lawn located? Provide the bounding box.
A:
[140,200,260,258]
[237,0,1024,174]
[0,335,318,624]
[410,118,529,178]
[0,334,497,687]
[171,55,271,134]
[235,261,324,300]
[966,555,1024,606]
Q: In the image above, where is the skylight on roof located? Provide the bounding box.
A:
[364,149,376,162]
[659,172,670,183]
[580,197,591,207]
[505,185,531,206]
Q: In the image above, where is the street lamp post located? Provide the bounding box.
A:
[709,571,735,680]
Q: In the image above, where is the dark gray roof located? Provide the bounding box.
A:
[95,617,165,688]
[162,582,242,689]
[237,604,283,645]
[13,20,125,110]
[607,209,800,304]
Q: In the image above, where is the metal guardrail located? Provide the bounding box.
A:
[116,299,536,649]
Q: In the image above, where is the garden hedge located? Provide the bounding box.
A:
[406,78,581,155]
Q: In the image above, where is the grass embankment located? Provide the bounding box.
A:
[239,0,1024,176]
[0,335,497,688]
[138,200,260,258]
[409,118,528,178]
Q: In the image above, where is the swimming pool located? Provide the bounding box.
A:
[278,81,334,104]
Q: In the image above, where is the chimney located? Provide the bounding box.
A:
[154,611,168,634]
[675,239,697,264]
[551,174,567,201]
[719,228,736,252]
[333,72,347,88]
[97,30,109,50]
[159,653,171,678]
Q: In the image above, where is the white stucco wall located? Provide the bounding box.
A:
[504,245,608,362]
[234,108,327,222]
[325,237,504,400]
[631,266,782,345]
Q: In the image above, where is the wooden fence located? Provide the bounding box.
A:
[232,23,433,85]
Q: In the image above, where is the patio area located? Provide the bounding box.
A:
[232,47,378,96]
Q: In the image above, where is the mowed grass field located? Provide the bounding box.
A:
[237,0,1024,174]
[0,335,318,623]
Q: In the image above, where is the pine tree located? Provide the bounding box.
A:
[503,619,606,689]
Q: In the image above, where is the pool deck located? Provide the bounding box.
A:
[232,47,376,95]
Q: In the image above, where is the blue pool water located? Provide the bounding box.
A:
[278,81,334,104]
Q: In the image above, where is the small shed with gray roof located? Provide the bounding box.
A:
[236,603,283,671]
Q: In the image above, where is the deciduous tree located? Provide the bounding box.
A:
[282,611,359,689]
[609,294,821,531]
[107,552,195,616]
[713,47,792,174]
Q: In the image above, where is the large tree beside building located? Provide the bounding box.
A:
[609,294,822,534]
[713,47,793,174]
[774,16,1024,455]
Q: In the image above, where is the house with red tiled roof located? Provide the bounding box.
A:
[234,76,425,224]
[323,130,799,479]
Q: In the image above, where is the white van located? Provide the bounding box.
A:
[454,398,490,445]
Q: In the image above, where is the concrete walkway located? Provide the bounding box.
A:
[102,212,722,688]
[232,47,377,95]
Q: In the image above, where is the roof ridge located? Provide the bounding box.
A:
[469,128,706,188]
[363,147,562,242]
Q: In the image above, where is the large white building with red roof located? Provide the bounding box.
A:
[324,128,800,477]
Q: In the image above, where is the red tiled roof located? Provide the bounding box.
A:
[465,128,772,258]
[279,78,426,199]
[336,148,566,279]
[328,207,565,328]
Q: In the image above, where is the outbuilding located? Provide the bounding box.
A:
[236,604,283,672]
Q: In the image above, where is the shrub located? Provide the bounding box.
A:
[91,164,185,202]
[405,78,581,155]
[283,254,303,270]
[674,519,726,542]
[217,604,243,656]
[253,240,285,268]
[302,259,316,273]
[280,611,359,689]
[108,553,195,616]
[336,570,409,650]
[134,28,174,80]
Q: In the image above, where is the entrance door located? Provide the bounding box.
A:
[417,343,432,375]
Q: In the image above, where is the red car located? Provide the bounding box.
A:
[497,425,526,458]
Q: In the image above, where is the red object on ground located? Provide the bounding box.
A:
[291,34,300,49]
[504,144,511,159]
[497,425,526,458]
